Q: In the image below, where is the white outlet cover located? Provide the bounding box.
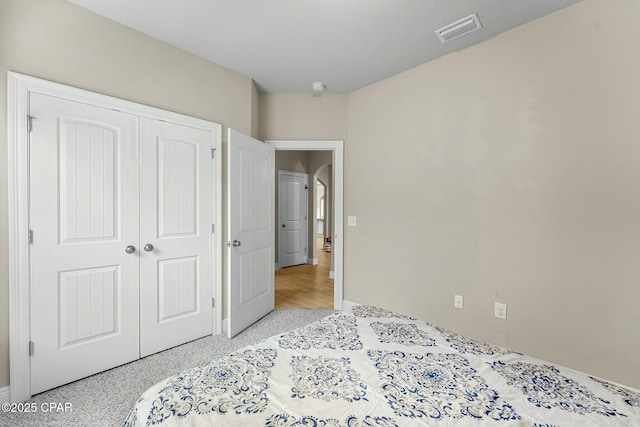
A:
[348,216,357,226]
[454,295,463,309]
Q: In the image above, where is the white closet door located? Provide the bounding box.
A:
[139,118,213,356]
[227,129,275,338]
[29,93,140,394]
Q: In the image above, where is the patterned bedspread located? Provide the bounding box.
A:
[125,305,640,426]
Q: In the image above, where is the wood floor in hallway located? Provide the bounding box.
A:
[275,236,333,309]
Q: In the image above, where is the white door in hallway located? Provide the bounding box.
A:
[29,93,140,394]
[278,171,308,268]
[139,118,213,357]
[227,129,275,338]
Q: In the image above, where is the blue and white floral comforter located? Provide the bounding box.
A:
[125,305,640,426]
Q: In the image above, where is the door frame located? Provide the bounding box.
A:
[266,140,344,311]
[278,170,309,268]
[7,72,222,402]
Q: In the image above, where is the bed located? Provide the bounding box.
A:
[125,305,640,426]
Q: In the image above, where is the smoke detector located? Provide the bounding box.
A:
[312,82,325,92]
[436,13,482,43]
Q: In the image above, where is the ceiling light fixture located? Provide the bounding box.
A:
[312,82,325,92]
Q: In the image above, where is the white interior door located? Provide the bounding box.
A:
[227,129,275,338]
[139,118,213,356]
[29,93,140,394]
[279,171,308,268]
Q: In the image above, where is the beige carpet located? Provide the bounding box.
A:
[0,309,334,427]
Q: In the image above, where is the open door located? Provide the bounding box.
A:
[227,129,275,337]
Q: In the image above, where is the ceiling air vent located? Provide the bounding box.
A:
[436,13,481,43]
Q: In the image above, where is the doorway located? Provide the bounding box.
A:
[226,136,343,337]
[273,151,332,309]
[267,141,344,310]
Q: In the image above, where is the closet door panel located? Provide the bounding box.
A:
[139,118,213,356]
[29,92,140,394]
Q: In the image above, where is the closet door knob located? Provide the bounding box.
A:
[144,244,154,252]
[125,245,136,254]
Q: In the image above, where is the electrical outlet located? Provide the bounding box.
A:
[454,295,463,309]
[348,216,357,227]
[494,302,507,320]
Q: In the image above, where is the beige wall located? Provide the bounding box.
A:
[308,153,332,263]
[275,151,310,175]
[309,151,334,251]
[309,152,333,182]
[258,93,348,141]
[0,0,254,388]
[312,163,332,267]
[345,0,640,388]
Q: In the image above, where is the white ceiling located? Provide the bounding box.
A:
[69,0,581,93]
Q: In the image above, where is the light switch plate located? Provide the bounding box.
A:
[348,216,357,226]
[494,302,507,320]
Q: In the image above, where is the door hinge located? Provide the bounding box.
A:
[28,230,33,244]
[29,341,34,356]
[212,224,215,234]
[27,115,34,132]
[212,297,215,308]
[211,148,216,159]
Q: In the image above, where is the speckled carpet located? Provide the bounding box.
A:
[0,309,334,427]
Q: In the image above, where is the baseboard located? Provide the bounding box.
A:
[221,317,228,334]
[342,300,359,311]
[571,371,640,394]
[307,258,318,265]
[0,385,10,403]
[329,270,335,279]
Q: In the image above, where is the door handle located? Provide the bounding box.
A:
[282,224,286,228]
[125,245,136,254]
[143,244,154,252]
[226,240,242,247]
